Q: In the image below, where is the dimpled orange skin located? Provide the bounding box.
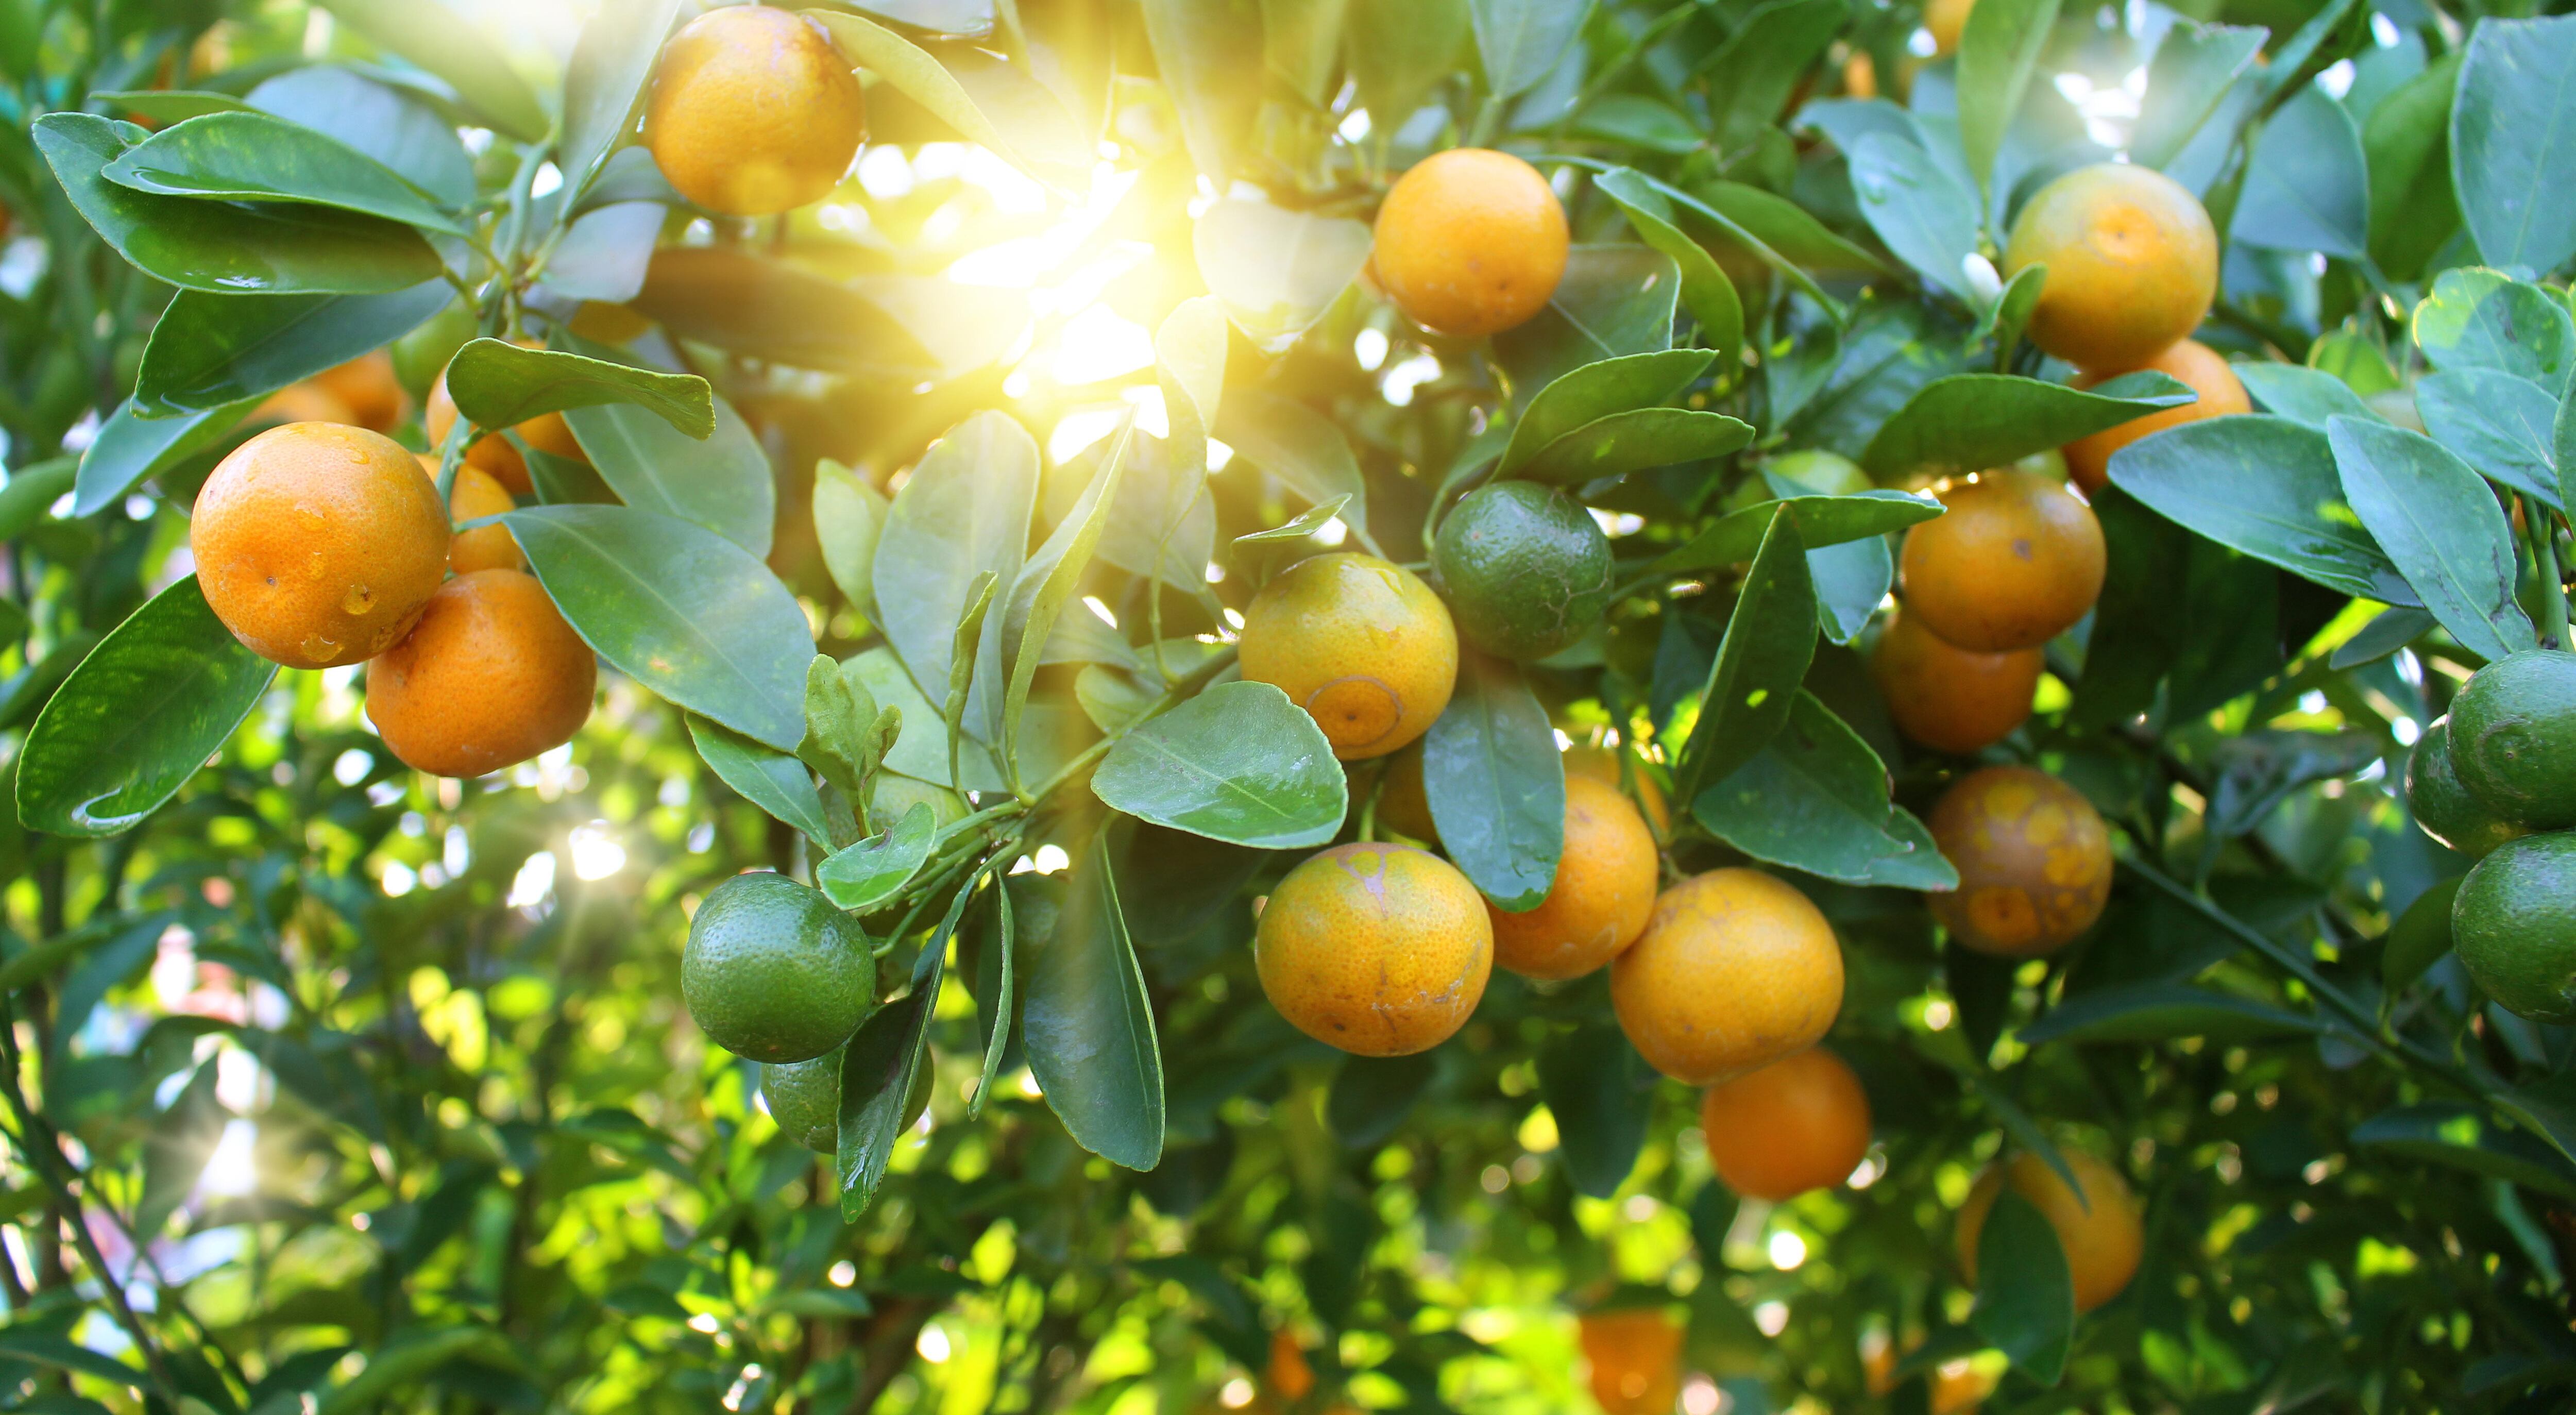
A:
[1239,553,1459,761]
[646,7,866,217]
[1255,843,1493,1057]
[1871,605,2043,755]
[1899,470,2106,652]
[443,462,522,575]
[366,569,597,778]
[2004,163,2219,373]
[1611,869,1844,1085]
[1374,743,1438,844]
[1566,744,1671,838]
[1927,765,2112,957]
[1579,1309,1684,1415]
[1958,1150,2145,1312]
[1700,1046,1873,1202]
[1489,775,1659,980]
[191,422,451,670]
[2062,339,2250,493]
[310,350,408,432]
[1371,148,1570,339]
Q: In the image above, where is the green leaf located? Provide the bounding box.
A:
[814,461,890,620]
[1424,653,1565,911]
[563,397,771,557]
[316,1327,504,1415]
[2352,1103,2576,1203]
[1566,94,1701,154]
[687,713,833,847]
[95,89,249,124]
[1592,170,1742,372]
[1001,422,1130,765]
[101,111,461,233]
[2233,87,2369,258]
[872,411,1038,753]
[759,1288,877,1319]
[1501,349,1714,474]
[449,339,712,439]
[1346,0,1469,126]
[2560,376,2576,515]
[1470,0,1592,101]
[74,395,260,517]
[942,571,999,795]
[2236,363,2385,428]
[539,200,665,305]
[504,504,813,750]
[969,882,1016,1118]
[1806,531,1896,646]
[248,65,478,206]
[16,577,275,837]
[2019,983,2324,1046]
[1691,690,1956,889]
[1213,390,1369,538]
[633,247,939,374]
[1849,130,1982,302]
[2330,605,2436,670]
[818,802,938,911]
[839,884,963,1218]
[1136,0,1260,180]
[2129,20,2266,170]
[2327,415,2535,662]
[1092,681,1346,849]
[0,1330,145,1389]
[1536,1023,1653,1199]
[1860,371,2195,481]
[2363,52,2463,280]
[2415,368,2562,508]
[1327,1052,1438,1148]
[806,12,1091,188]
[561,0,683,195]
[1516,408,1753,486]
[1671,509,1814,804]
[1650,490,1944,575]
[133,280,453,415]
[1024,836,1165,1169]
[1697,0,1843,150]
[2450,14,2576,276]
[1190,197,1372,352]
[310,0,549,140]
[1230,495,1353,580]
[1955,0,2062,197]
[850,646,1005,791]
[32,113,440,295]
[1970,261,2045,362]
[1971,1192,2075,1384]
[1494,245,1680,405]
[2107,415,2419,604]
[1686,176,1889,278]
[2412,268,2575,391]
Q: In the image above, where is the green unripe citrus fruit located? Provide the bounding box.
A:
[683,872,875,1063]
[765,1049,842,1153]
[2450,650,2576,829]
[2406,719,2529,859]
[1765,450,1871,496]
[2453,833,2576,1024]
[1431,480,1615,660]
[391,299,478,401]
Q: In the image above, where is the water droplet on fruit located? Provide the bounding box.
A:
[301,633,341,661]
[342,584,375,615]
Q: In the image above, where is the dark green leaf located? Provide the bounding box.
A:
[2326,415,2535,662]
[1516,408,1754,485]
[2363,53,2462,279]
[1955,0,2063,196]
[1971,1192,2075,1384]
[564,397,771,556]
[1024,837,1165,1169]
[1860,371,2194,481]
[2450,14,2576,275]
[95,89,248,124]
[817,803,938,911]
[1423,653,1565,911]
[1093,681,1345,849]
[1494,245,1680,402]
[2329,605,2436,669]
[839,885,963,1218]
[2415,368,2562,508]
[1698,0,1843,150]
[1690,690,1955,888]
[0,1332,144,1389]
[2233,87,2368,258]
[73,395,259,517]
[1672,509,1814,804]
[102,111,460,232]
[450,339,711,437]
[1536,1023,1653,1199]
[2018,983,2324,1046]
[134,280,452,415]
[2353,1103,2576,1203]
[1501,348,1713,474]
[1651,490,1945,574]
[1592,170,1742,370]
[2108,415,2418,604]
[687,713,833,846]
[310,0,548,140]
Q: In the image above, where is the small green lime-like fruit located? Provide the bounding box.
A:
[1431,480,1615,660]
[764,1049,842,1153]
[2451,650,2576,828]
[683,872,874,1063]
[1766,450,1871,496]
[391,298,478,401]
[2454,833,2576,1024]
[2407,719,2529,858]
[867,772,969,836]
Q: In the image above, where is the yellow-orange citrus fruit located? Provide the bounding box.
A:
[1611,868,1843,1084]
[2061,339,2249,493]
[1566,744,1671,838]
[1489,775,1658,980]
[1255,843,1492,1056]
[1926,765,2111,957]
[646,6,865,217]
[310,350,408,432]
[366,569,596,777]
[1843,50,1879,98]
[569,300,656,344]
[1265,1329,1313,1401]
[1863,1342,1993,1413]
[1700,1046,1873,1201]
[1371,148,1569,339]
[253,381,357,426]
[444,461,522,575]
[1925,0,1975,53]
[425,370,531,496]
[1239,553,1458,761]
[1899,470,2106,652]
[1958,1150,2144,1312]
[2004,163,2219,373]
[1375,742,1438,843]
[192,422,450,669]
[1579,1308,1684,1415]
[1871,605,2043,755]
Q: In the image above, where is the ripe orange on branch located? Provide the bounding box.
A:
[1488,774,1658,981]
[1371,148,1569,338]
[1870,605,2042,754]
[1239,553,1458,761]
[646,6,866,217]
[1958,1150,2144,1312]
[1926,765,2111,957]
[2061,339,2249,494]
[1611,868,1842,1084]
[1898,469,2105,653]
[364,568,596,778]
[1256,843,1492,1056]
[1700,1046,1873,1201]
[2004,162,2219,373]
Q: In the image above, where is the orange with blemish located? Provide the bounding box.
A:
[1488,775,1659,980]
[1239,552,1458,761]
[1255,843,1492,1056]
[1870,604,2043,754]
[1926,765,2111,956]
[1899,470,2105,652]
[2061,339,2250,494]
[1611,868,1843,1084]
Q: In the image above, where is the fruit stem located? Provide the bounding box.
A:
[2523,496,2567,649]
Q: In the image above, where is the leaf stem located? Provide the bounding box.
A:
[2524,496,2567,649]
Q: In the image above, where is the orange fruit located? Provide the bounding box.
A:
[1264,1329,1313,1401]
[1870,604,2042,755]
[1489,775,1658,980]
[1898,470,2105,652]
[2061,339,2250,493]
[423,341,588,498]
[645,6,866,216]
[1370,148,1569,338]
[1925,0,1975,54]
[1566,744,1670,838]
[1611,868,1843,1084]
[1255,843,1492,1056]
[191,422,450,669]
[444,461,523,575]
[1957,1150,2144,1312]
[1239,553,1458,762]
[1374,741,1438,843]
[2003,163,2219,373]
[1699,1046,1872,1201]
[252,381,357,427]
[1926,765,2111,957]
[365,569,597,777]
[309,350,408,432]
[1578,1308,1683,1415]
[1864,1339,1993,1413]
[1843,50,1879,98]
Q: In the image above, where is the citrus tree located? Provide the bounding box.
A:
[1,0,2574,1411]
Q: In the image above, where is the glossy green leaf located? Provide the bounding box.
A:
[1001,423,1129,764]
[1850,130,1982,302]
[1214,390,1369,537]
[2130,20,2266,170]
[686,713,833,846]
[850,646,1005,791]
[2233,87,2369,258]
[2558,377,2576,515]
[1423,653,1565,912]
[1592,169,1742,371]
[564,397,771,557]
[1346,0,1468,125]
[1501,349,1714,474]
[247,66,477,206]
[2020,983,2324,1046]
[505,504,813,750]
[2329,605,2437,670]
[1190,197,1372,352]
[102,112,461,232]
[2450,14,2576,276]
[1652,490,1943,574]
[2326,415,2536,663]
[1691,690,1955,889]
[1970,261,2046,361]
[2412,268,2575,391]
[1955,0,2062,196]
[537,201,668,305]
[1092,681,1345,849]
[1860,370,2194,480]
[838,886,960,1218]
[2236,363,2385,428]
[1698,0,1843,150]
[872,411,1039,750]
[818,802,938,911]
[16,577,274,837]
[2414,368,2562,508]
[2353,1104,2576,1203]
[814,460,890,621]
[1024,836,1165,1169]
[1494,246,1680,405]
[1971,1192,2074,1384]
[1536,1023,1653,1199]
[633,246,936,374]
[310,0,549,140]
[0,462,76,544]
[33,113,440,295]
[1567,94,1699,153]
[2110,415,2419,604]
[451,339,711,438]
[1687,176,1888,277]
[134,280,452,415]
[1517,408,1752,485]
[74,395,259,517]
[2363,52,2462,279]
[561,0,683,195]
[1672,509,1813,805]
[1469,0,1590,101]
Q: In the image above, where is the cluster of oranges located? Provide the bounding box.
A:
[191,349,595,779]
